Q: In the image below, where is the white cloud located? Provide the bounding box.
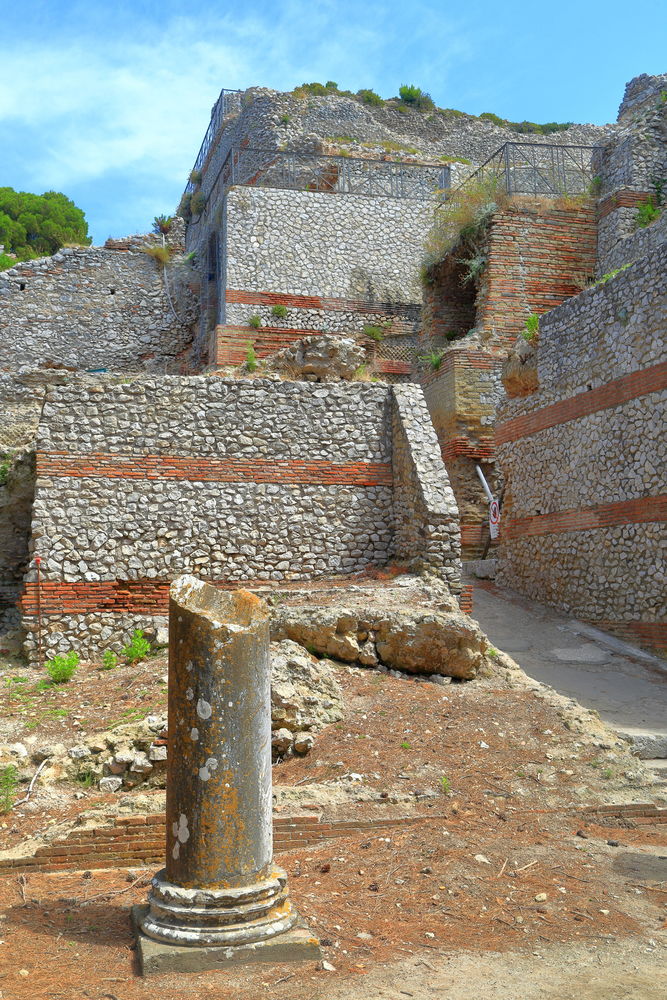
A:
[0,2,475,236]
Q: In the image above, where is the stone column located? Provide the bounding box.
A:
[135,575,319,973]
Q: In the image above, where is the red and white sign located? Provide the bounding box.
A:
[489,499,500,539]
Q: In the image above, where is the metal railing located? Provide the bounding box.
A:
[449,141,601,199]
[192,147,449,227]
[186,89,244,192]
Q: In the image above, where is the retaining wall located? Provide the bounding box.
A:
[496,243,667,652]
[20,378,460,660]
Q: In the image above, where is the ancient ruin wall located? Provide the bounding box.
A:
[211,186,429,371]
[20,378,459,659]
[420,202,598,555]
[496,244,667,652]
[595,95,667,274]
[392,384,461,589]
[0,245,197,374]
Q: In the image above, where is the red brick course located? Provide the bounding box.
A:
[597,189,653,220]
[36,452,393,486]
[496,361,667,445]
[226,288,417,315]
[503,494,667,540]
[0,812,442,874]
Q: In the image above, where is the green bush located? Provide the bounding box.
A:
[635,196,661,228]
[271,303,288,319]
[280,113,291,125]
[245,342,258,372]
[0,252,17,272]
[0,765,18,813]
[152,215,173,235]
[0,186,91,260]
[122,629,151,665]
[189,169,203,186]
[398,84,435,112]
[357,88,383,106]
[479,111,507,127]
[479,112,571,135]
[363,324,384,342]
[419,349,445,371]
[520,313,539,342]
[101,650,118,671]
[248,313,262,329]
[46,650,79,684]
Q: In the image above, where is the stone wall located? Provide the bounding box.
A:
[19,378,460,659]
[207,186,430,375]
[496,243,667,653]
[182,84,614,373]
[617,74,667,122]
[391,384,460,589]
[0,240,197,374]
[594,94,667,274]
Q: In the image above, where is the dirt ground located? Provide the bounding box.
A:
[0,654,666,999]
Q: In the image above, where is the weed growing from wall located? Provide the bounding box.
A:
[271,304,288,319]
[248,313,262,329]
[419,349,445,371]
[421,176,509,280]
[520,313,539,342]
[190,192,207,217]
[245,342,258,372]
[142,245,173,266]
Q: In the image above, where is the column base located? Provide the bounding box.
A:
[132,905,322,976]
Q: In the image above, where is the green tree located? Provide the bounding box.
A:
[0,187,91,269]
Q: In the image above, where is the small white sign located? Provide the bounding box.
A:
[489,499,500,539]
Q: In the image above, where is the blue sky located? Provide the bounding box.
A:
[1,0,664,244]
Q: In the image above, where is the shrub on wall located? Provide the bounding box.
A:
[178,193,192,222]
[421,175,510,278]
[357,88,383,106]
[397,84,435,112]
[142,245,173,265]
[152,215,173,235]
[190,192,207,217]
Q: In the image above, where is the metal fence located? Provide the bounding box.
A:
[449,141,601,199]
[200,146,449,216]
[186,89,244,192]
